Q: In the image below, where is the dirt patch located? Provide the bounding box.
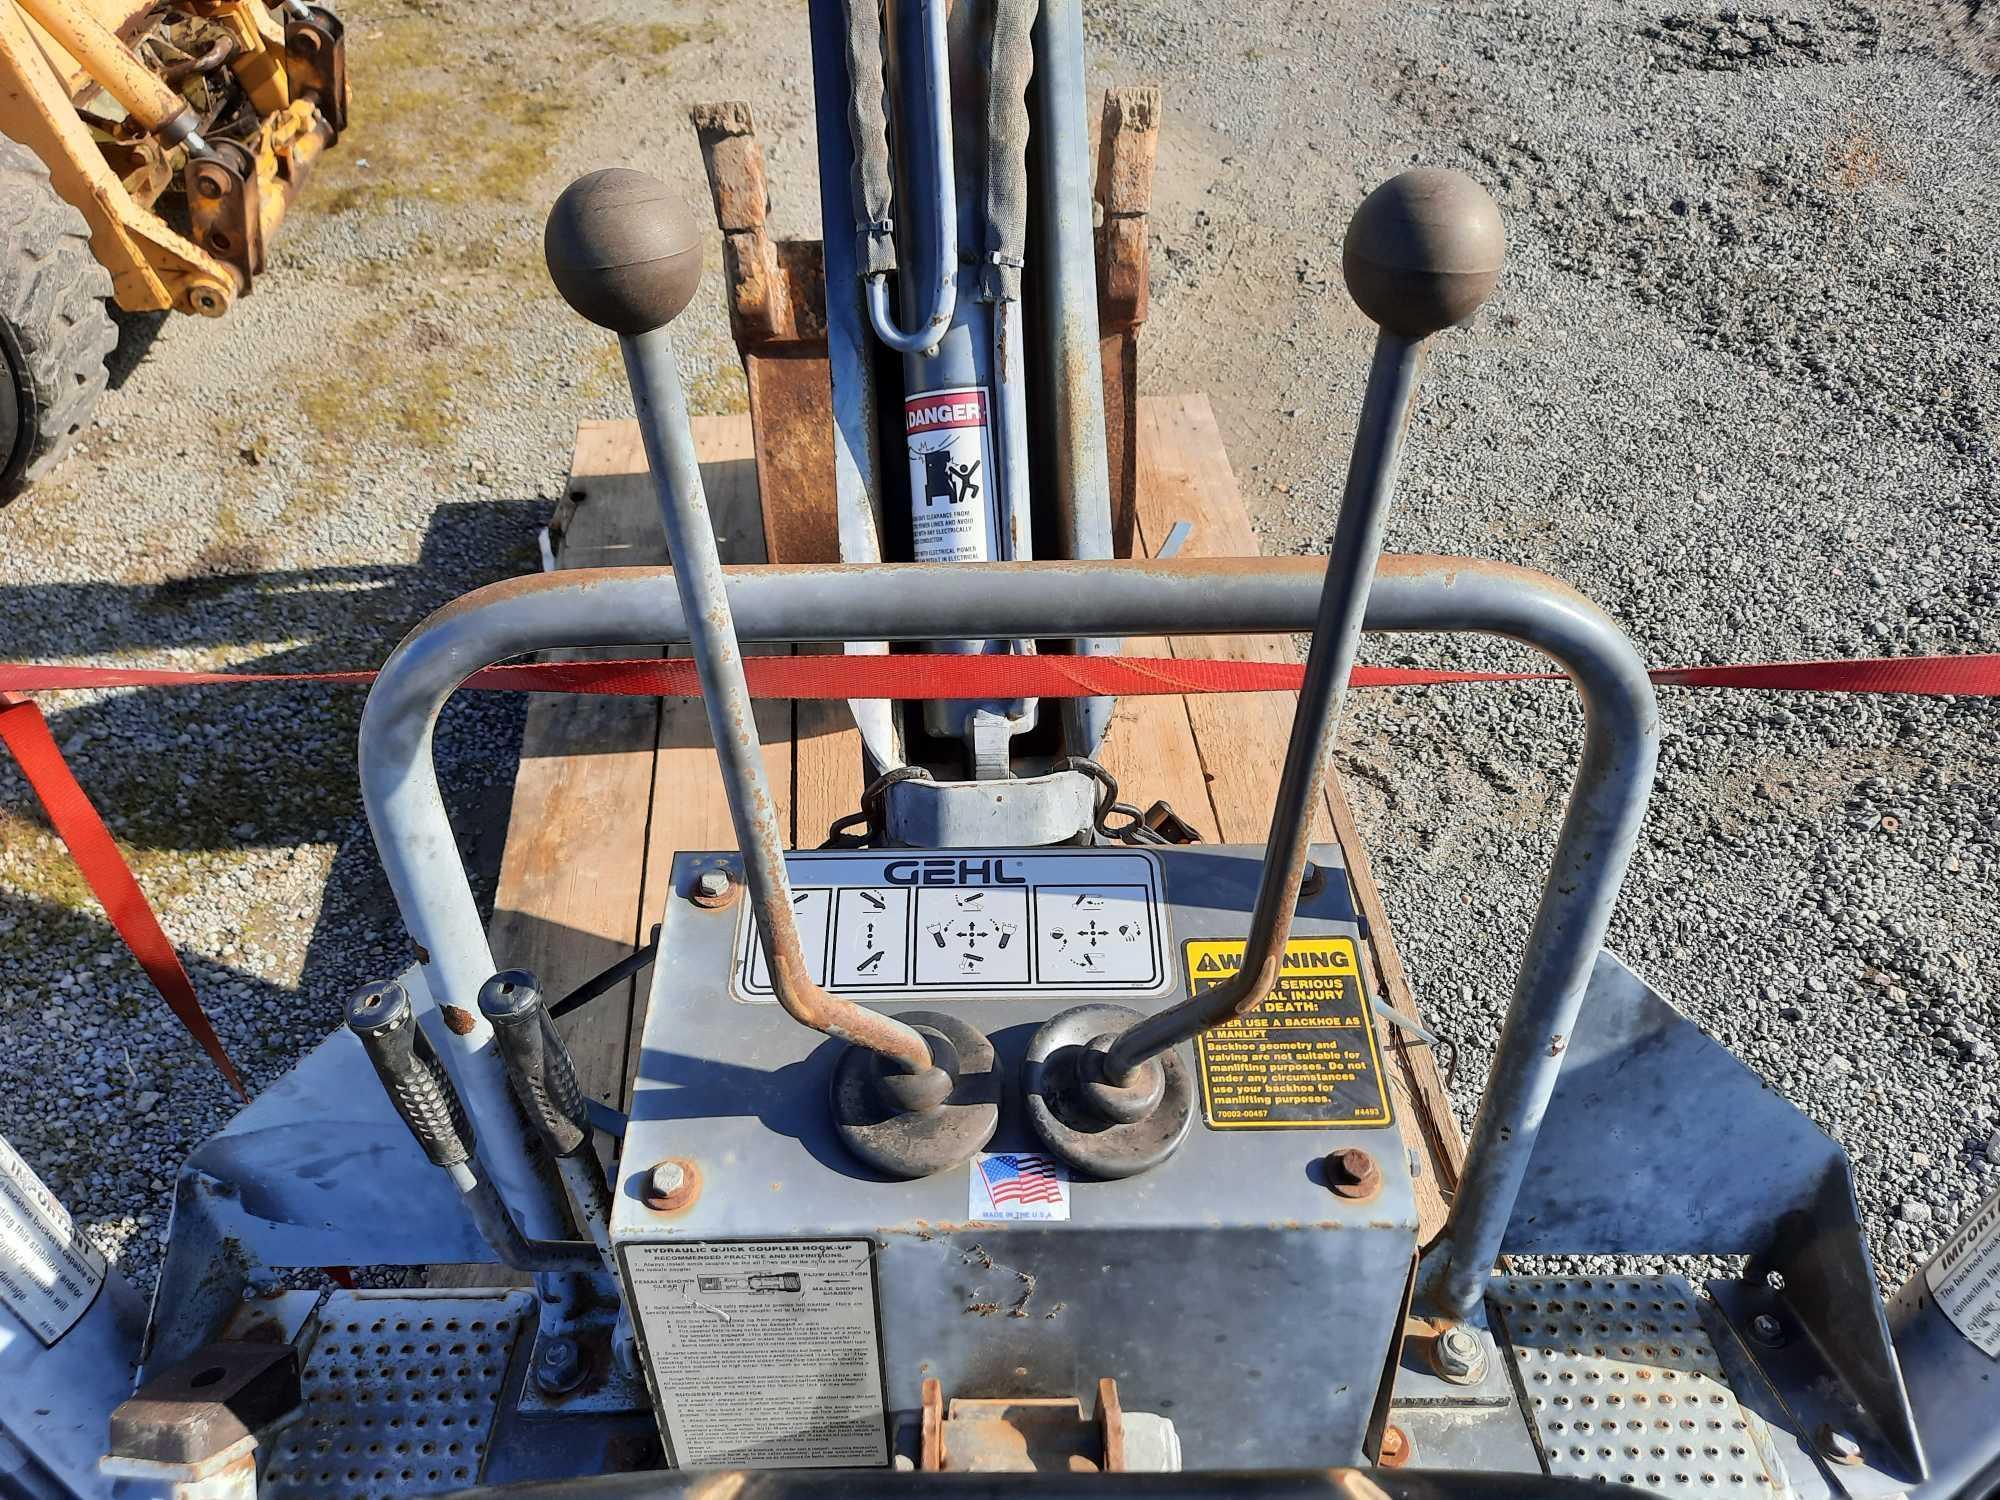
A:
[1641,6,1882,71]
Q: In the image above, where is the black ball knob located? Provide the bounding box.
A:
[1342,169,1506,339]
[544,168,703,336]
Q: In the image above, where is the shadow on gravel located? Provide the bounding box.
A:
[105,307,171,392]
[0,499,551,1189]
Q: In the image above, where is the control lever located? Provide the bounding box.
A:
[346,978,598,1272]
[478,970,619,1268]
[1023,170,1508,1178]
[542,171,998,1179]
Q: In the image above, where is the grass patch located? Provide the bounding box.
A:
[297,312,513,452]
[686,363,749,415]
[313,10,703,215]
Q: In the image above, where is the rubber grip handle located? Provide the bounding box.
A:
[345,978,473,1168]
[477,970,588,1157]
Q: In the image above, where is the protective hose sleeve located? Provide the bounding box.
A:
[843,0,898,275]
[982,0,1038,302]
[345,979,473,1169]
[478,970,589,1158]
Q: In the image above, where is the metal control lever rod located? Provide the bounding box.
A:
[1017,172,1507,1180]
[1101,172,1506,1085]
[544,170,934,1079]
[12,0,214,155]
[1099,333,1423,1080]
[345,979,598,1276]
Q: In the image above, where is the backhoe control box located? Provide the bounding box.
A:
[612,844,1416,1471]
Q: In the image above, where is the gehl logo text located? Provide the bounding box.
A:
[882,858,1028,887]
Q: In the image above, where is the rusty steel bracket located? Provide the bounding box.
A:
[918,1376,1129,1472]
[1093,84,1160,560]
[94,122,175,208]
[1141,797,1202,844]
[284,4,349,139]
[184,139,263,283]
[691,100,838,565]
[107,1340,301,1480]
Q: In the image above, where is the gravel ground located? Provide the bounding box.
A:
[1100,0,1999,1289]
[0,0,1994,1300]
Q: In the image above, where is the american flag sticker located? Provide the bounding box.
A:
[970,1152,1070,1221]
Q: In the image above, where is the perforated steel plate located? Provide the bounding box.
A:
[263,1290,534,1499]
[1491,1275,1787,1500]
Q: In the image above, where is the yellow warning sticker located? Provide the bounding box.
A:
[1186,936,1393,1131]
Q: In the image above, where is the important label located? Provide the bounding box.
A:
[905,386,1003,563]
[734,850,1168,999]
[623,1239,889,1468]
[1926,1192,2000,1358]
[1186,936,1393,1131]
[0,1135,105,1345]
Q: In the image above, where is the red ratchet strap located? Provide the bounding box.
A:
[0,693,248,1100]
[2,648,1995,1100]
[3,651,1998,699]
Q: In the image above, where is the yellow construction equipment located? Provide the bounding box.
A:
[0,0,346,499]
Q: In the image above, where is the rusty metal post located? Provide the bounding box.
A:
[690,102,837,566]
[1095,85,1160,561]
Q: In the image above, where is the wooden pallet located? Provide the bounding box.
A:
[491,396,1465,1236]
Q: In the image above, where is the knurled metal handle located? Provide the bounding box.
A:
[345,978,473,1168]
[477,970,589,1158]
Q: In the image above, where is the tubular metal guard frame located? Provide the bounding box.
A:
[357,553,1659,1318]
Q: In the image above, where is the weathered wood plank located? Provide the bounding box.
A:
[488,421,662,1117]
[1129,395,1335,846]
[793,650,866,850]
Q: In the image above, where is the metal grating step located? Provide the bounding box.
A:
[263,1289,535,1499]
[1490,1275,1789,1500]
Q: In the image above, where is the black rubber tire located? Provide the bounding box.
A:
[0,138,117,504]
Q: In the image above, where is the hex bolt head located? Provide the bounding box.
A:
[1433,1325,1488,1385]
[642,1155,702,1212]
[1325,1147,1381,1200]
[1816,1425,1863,1466]
[649,1160,686,1199]
[1750,1313,1784,1346]
[691,869,733,907]
[534,1336,585,1395]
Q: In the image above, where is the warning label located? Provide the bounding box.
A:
[1186,937,1393,1131]
[905,386,1002,563]
[1926,1192,2000,1358]
[624,1239,889,1468]
[0,1135,105,1345]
